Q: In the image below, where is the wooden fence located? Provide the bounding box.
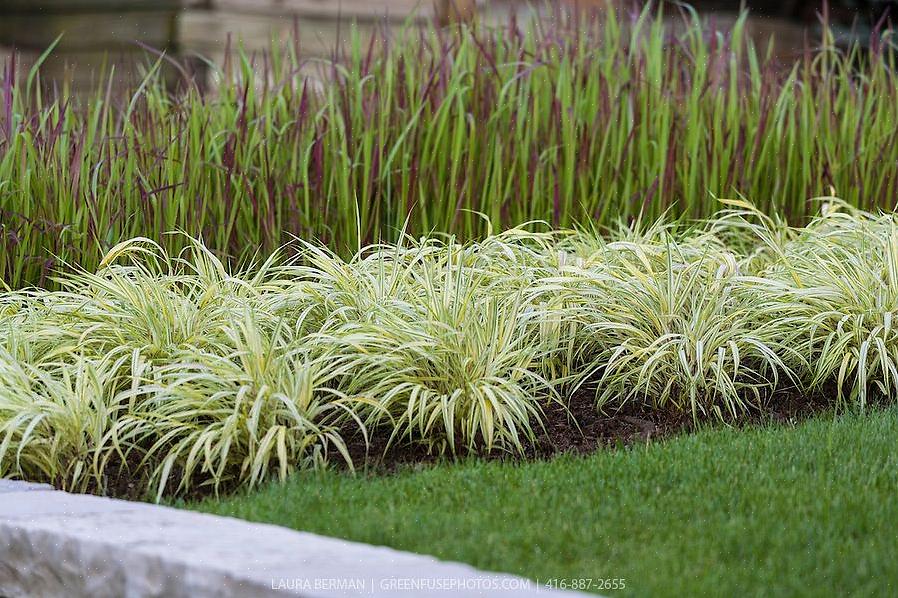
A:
[0,1,809,91]
[0,1,491,90]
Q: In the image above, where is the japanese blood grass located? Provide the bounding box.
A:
[6,6,898,289]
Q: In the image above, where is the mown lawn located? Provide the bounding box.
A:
[190,407,898,596]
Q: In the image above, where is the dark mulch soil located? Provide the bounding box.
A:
[85,384,844,501]
[341,385,836,475]
[528,390,689,458]
[81,452,151,503]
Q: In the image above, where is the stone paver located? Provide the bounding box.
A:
[0,484,594,598]
[0,479,54,494]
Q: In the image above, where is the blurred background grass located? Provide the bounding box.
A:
[3,1,898,289]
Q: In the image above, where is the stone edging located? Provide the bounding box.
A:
[0,481,595,598]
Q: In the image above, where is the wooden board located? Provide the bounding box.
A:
[0,12,179,51]
[1,1,186,13]
[1,48,191,92]
[180,10,387,57]
[211,0,436,20]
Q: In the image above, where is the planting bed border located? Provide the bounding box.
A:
[0,480,591,598]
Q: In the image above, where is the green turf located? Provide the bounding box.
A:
[189,408,898,596]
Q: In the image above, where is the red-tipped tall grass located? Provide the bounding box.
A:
[2,5,898,289]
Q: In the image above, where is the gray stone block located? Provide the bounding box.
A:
[0,489,593,598]
[0,479,54,494]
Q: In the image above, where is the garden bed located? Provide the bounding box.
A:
[340,385,836,475]
[67,386,836,502]
[3,3,898,508]
[4,203,898,502]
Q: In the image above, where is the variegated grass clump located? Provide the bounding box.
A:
[4,207,898,499]
[748,204,898,406]
[533,223,800,421]
[113,315,365,501]
[0,238,362,498]
[0,231,566,497]
[0,339,124,492]
[311,240,559,455]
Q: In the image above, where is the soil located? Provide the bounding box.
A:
[341,384,836,475]
[80,383,846,501]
